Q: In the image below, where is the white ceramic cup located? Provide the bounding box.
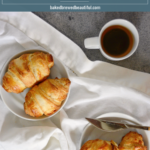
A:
[84,19,139,61]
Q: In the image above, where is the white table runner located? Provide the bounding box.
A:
[0,12,150,150]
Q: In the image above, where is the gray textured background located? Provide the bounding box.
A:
[33,12,150,74]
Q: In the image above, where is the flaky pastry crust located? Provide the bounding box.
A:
[80,139,119,150]
[24,78,71,117]
[2,52,54,93]
[119,131,147,150]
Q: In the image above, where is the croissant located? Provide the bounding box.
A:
[119,131,147,150]
[80,139,119,150]
[24,78,71,117]
[2,52,54,93]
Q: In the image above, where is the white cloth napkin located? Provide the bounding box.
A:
[0,12,150,150]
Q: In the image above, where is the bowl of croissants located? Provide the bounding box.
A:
[0,49,71,121]
[80,113,149,150]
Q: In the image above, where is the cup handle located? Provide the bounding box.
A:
[84,37,99,49]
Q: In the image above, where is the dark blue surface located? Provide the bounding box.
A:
[0,0,150,12]
[3,0,148,4]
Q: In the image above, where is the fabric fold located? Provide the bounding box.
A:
[0,12,150,95]
[0,12,150,150]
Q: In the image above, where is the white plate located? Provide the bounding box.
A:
[79,112,149,149]
[0,49,70,121]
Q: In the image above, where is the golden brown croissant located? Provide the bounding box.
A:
[24,78,71,117]
[119,131,147,150]
[80,139,119,150]
[2,52,54,93]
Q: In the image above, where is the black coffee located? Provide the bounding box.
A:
[101,25,133,58]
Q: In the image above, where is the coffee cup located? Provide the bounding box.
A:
[84,19,139,61]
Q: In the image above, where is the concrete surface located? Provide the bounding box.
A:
[33,12,150,74]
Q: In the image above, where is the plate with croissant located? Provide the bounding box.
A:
[0,49,71,121]
[80,112,149,150]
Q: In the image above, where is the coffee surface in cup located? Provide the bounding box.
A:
[101,25,133,58]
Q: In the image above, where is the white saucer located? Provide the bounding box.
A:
[79,112,149,149]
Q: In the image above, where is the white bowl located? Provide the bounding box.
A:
[79,112,149,150]
[0,49,70,121]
